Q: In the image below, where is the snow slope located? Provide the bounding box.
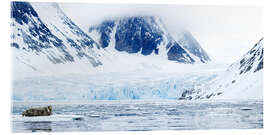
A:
[11,2,106,79]
[176,31,210,63]
[11,2,211,80]
[178,38,264,100]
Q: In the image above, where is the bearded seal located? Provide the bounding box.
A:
[22,105,52,117]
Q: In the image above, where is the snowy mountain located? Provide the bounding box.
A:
[176,31,210,63]
[89,17,210,64]
[11,2,108,78]
[179,38,264,100]
[11,2,211,79]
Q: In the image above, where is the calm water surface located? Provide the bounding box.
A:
[12,100,263,132]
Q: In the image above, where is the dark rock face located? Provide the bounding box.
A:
[115,17,163,55]
[11,2,38,25]
[89,20,115,48]
[239,38,264,74]
[11,42,20,49]
[89,16,202,64]
[22,106,52,117]
[90,17,164,55]
[167,41,194,63]
[255,58,263,72]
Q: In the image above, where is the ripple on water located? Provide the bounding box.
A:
[12,100,263,132]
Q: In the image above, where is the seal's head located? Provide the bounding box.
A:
[47,105,52,112]
[22,111,26,116]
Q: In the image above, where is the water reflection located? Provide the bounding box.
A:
[23,121,52,132]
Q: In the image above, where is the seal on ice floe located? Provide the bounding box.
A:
[22,106,52,117]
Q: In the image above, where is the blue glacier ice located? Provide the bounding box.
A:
[12,72,217,101]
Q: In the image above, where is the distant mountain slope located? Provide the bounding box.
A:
[179,38,263,100]
[89,17,210,64]
[176,31,210,63]
[11,2,106,77]
[11,2,75,63]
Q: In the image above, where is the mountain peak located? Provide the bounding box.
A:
[89,16,210,64]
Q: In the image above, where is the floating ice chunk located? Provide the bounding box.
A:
[12,114,84,122]
[240,107,253,111]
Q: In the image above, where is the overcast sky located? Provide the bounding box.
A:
[59,3,263,64]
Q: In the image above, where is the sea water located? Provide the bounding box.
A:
[11,100,263,132]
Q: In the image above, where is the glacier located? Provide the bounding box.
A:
[12,70,218,101]
[12,60,224,101]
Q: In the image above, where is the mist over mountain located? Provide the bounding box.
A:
[89,17,210,63]
[11,2,211,79]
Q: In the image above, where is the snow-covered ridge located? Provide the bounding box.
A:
[179,38,264,100]
[176,31,211,63]
[11,2,107,78]
[11,2,212,79]
[88,16,210,64]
